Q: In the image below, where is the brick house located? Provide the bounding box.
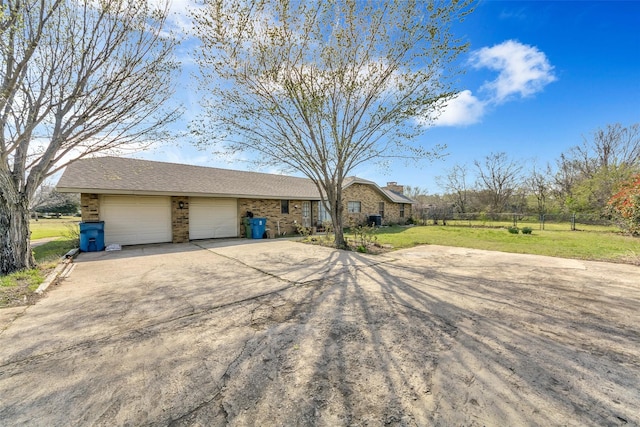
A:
[56,157,414,246]
[341,177,411,226]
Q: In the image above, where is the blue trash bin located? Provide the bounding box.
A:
[250,218,267,239]
[79,221,105,252]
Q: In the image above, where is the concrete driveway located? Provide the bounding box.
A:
[1,239,639,426]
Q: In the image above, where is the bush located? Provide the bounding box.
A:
[507,226,519,234]
[295,223,311,237]
[349,223,378,249]
[608,174,640,235]
[521,227,533,235]
[64,223,80,246]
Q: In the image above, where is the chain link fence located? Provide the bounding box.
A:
[413,208,616,231]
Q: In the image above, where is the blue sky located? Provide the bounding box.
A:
[141,0,640,194]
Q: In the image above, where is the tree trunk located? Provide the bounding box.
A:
[0,189,34,275]
[332,186,347,249]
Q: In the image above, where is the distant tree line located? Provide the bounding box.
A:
[30,184,80,218]
[409,123,640,232]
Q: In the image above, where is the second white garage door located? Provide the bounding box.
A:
[189,198,238,239]
[101,195,172,246]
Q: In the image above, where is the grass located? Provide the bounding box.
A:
[0,268,46,308]
[1,219,79,308]
[33,238,78,264]
[29,216,81,240]
[374,224,640,264]
[0,269,43,290]
[0,239,77,309]
[439,218,619,233]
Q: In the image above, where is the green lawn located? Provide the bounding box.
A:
[1,239,78,308]
[29,216,81,240]
[1,220,80,308]
[434,218,618,233]
[30,217,80,263]
[374,225,640,264]
[33,239,78,264]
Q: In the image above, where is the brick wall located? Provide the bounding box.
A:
[342,184,411,225]
[171,196,189,243]
[238,199,313,236]
[382,202,411,224]
[80,193,100,221]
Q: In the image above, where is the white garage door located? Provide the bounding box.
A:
[101,195,172,246]
[189,198,237,239]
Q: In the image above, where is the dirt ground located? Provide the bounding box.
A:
[0,279,43,308]
[0,241,639,426]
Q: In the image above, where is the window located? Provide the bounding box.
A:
[348,201,361,213]
[318,202,330,224]
[399,203,405,218]
[378,202,385,218]
[281,200,289,214]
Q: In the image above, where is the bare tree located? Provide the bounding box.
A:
[474,152,523,213]
[1,0,180,274]
[572,123,640,176]
[557,123,640,213]
[436,163,470,213]
[404,186,428,201]
[404,185,429,223]
[192,0,473,248]
[526,164,552,217]
[553,153,580,207]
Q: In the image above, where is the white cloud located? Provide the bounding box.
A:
[470,40,556,103]
[433,90,486,127]
[426,40,556,127]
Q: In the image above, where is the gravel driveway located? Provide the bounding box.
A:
[1,240,639,426]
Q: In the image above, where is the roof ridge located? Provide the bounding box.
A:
[83,156,312,181]
[57,157,413,203]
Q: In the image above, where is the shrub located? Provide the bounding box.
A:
[507,226,519,234]
[608,174,640,235]
[64,224,80,246]
[295,223,311,237]
[350,223,378,249]
[521,227,533,235]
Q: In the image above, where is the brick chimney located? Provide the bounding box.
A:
[386,182,404,194]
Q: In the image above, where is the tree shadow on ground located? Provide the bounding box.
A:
[1,246,639,426]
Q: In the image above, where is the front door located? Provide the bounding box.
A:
[302,201,311,227]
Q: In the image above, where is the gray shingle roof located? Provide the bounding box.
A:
[56,157,321,199]
[56,157,415,203]
[381,188,415,204]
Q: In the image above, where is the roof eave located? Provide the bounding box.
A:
[56,186,321,200]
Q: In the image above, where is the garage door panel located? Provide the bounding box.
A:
[189,198,237,239]
[101,196,171,246]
